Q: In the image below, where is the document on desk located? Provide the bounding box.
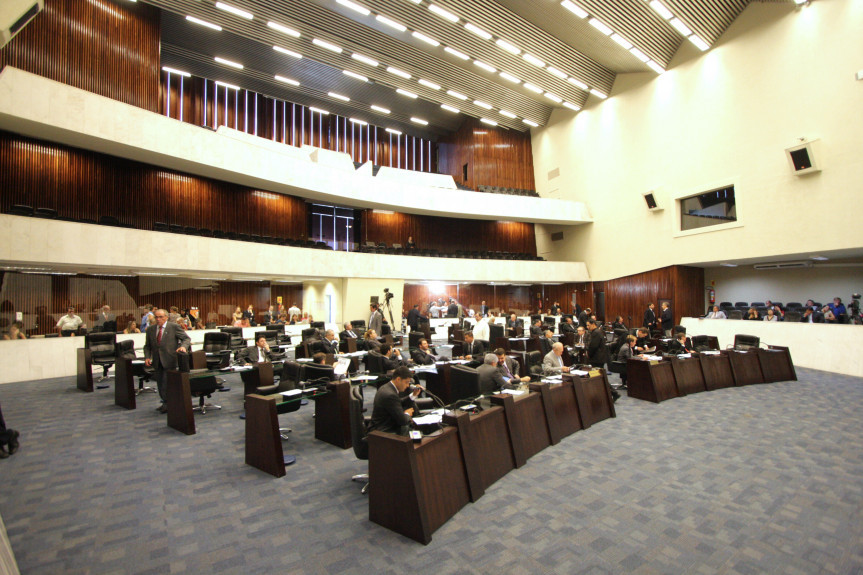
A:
[413,413,443,426]
[446,359,471,365]
[297,358,313,363]
[571,369,590,376]
[413,365,438,374]
[643,355,664,361]
[233,365,254,371]
[501,389,527,396]
[700,350,720,355]
[280,389,303,398]
[351,375,379,381]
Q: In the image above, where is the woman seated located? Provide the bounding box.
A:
[289,314,299,325]
[231,306,243,326]
[745,307,760,320]
[3,323,27,340]
[123,320,141,334]
[763,309,779,322]
[364,329,381,352]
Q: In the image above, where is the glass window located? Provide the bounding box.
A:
[680,185,736,231]
[310,204,356,251]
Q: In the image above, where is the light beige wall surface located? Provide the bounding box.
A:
[705,265,863,307]
[532,1,863,281]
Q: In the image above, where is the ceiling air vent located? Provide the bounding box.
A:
[753,261,812,270]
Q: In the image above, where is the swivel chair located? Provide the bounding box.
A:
[526,350,544,380]
[85,332,117,384]
[349,385,370,494]
[190,374,223,415]
[731,334,761,351]
[449,364,480,402]
[690,335,713,352]
[202,332,231,369]
[302,363,336,386]
[219,327,246,355]
[257,330,280,348]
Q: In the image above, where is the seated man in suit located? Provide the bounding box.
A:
[542,342,571,375]
[667,332,691,355]
[477,353,515,394]
[634,327,654,354]
[379,344,407,371]
[529,319,544,337]
[340,322,359,341]
[367,366,419,435]
[560,316,576,334]
[574,325,588,347]
[506,312,521,336]
[495,348,530,387]
[615,335,638,388]
[319,329,339,355]
[540,329,555,356]
[459,331,485,362]
[410,338,438,365]
[241,335,280,365]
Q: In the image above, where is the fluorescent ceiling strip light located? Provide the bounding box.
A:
[328,91,350,101]
[444,46,469,60]
[522,119,539,127]
[473,60,496,73]
[343,70,368,82]
[275,75,299,86]
[464,23,492,40]
[267,21,300,37]
[313,38,343,53]
[215,2,252,20]
[629,47,649,62]
[441,104,460,113]
[522,53,545,67]
[567,77,588,90]
[495,39,520,55]
[215,56,243,69]
[689,35,710,51]
[162,66,191,77]
[396,88,418,98]
[480,118,497,126]
[428,4,459,23]
[473,100,492,109]
[387,66,411,79]
[376,14,406,32]
[186,16,221,31]
[560,0,588,18]
[523,82,543,93]
[646,60,665,74]
[336,0,370,16]
[412,31,440,46]
[499,71,520,83]
[589,88,607,98]
[309,107,329,114]
[610,33,633,50]
[349,117,368,125]
[562,101,580,111]
[588,18,612,35]
[411,117,428,125]
[352,53,378,66]
[385,127,402,134]
[649,1,673,20]
[544,92,562,103]
[418,79,441,90]
[274,46,302,58]
[547,66,567,79]
[499,109,517,118]
[371,105,391,114]
[447,89,467,100]
[215,81,240,90]
[669,17,692,36]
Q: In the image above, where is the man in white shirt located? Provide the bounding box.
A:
[706,305,727,319]
[288,303,301,320]
[473,314,490,343]
[56,307,85,335]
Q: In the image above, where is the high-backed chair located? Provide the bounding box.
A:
[190,375,222,414]
[302,363,336,385]
[673,325,686,335]
[488,323,504,343]
[365,351,384,375]
[783,311,802,323]
[351,319,366,331]
[408,332,425,350]
[219,327,245,354]
[257,330,279,348]
[310,321,325,330]
[526,350,544,379]
[449,364,480,401]
[202,332,231,369]
[785,302,803,311]
[349,385,370,494]
[85,332,116,383]
[690,335,713,352]
[728,310,744,320]
[732,334,761,351]
[734,301,749,308]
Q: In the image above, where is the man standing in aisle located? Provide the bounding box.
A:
[144,308,191,414]
[643,302,657,332]
[369,303,383,335]
[660,302,673,337]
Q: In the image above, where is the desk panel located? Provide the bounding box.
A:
[314,380,352,449]
[490,392,550,467]
[114,357,136,409]
[699,354,735,391]
[444,407,514,501]
[627,360,678,403]
[758,346,797,383]
[727,350,765,386]
[567,371,616,428]
[669,357,706,396]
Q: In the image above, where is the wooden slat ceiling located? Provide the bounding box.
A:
[142,0,790,140]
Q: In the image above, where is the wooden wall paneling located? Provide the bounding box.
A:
[672,266,706,326]
[602,265,703,329]
[0,0,161,112]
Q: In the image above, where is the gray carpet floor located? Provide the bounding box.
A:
[0,367,861,574]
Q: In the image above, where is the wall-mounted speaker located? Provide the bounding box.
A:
[0,0,43,49]
[785,139,821,176]
[642,191,663,211]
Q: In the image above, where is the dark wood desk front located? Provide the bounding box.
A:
[443,407,514,501]
[668,357,707,396]
[113,357,136,410]
[697,353,736,391]
[626,359,678,403]
[313,380,352,449]
[489,390,551,467]
[727,350,765,386]
[166,370,196,435]
[565,370,616,429]
[76,348,93,392]
[758,346,796,383]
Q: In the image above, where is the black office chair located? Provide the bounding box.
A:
[607,359,627,387]
[351,319,366,331]
[7,204,34,217]
[690,335,713,352]
[728,310,744,320]
[349,385,370,494]
[219,327,246,354]
[673,325,686,335]
[302,327,321,341]
[85,332,116,384]
[408,331,426,350]
[783,311,802,323]
[449,364,480,402]
[785,302,803,311]
[731,334,761,351]
[257,330,279,348]
[734,301,749,308]
[488,323,504,342]
[310,321,325,330]
[750,301,766,308]
[302,363,336,386]
[365,351,385,376]
[526,350,544,380]
[202,332,231,369]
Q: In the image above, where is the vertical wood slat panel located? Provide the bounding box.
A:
[0,0,160,112]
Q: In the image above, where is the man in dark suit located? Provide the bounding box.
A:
[368,366,418,435]
[144,308,191,413]
[447,299,458,318]
[406,304,422,331]
[577,307,591,328]
[479,300,489,317]
[495,348,529,386]
[668,332,690,354]
[368,303,383,335]
[560,317,576,334]
[550,302,561,316]
[477,353,512,394]
[540,330,555,356]
[93,305,116,333]
[411,338,438,365]
[319,329,339,355]
[243,304,257,327]
[660,302,673,336]
[643,303,657,332]
[460,332,485,361]
[634,327,654,354]
[586,320,609,369]
[340,322,359,341]
[264,305,277,325]
[529,319,543,337]
[379,344,407,371]
[241,335,279,364]
[506,313,522,336]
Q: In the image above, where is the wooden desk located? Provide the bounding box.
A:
[626,359,678,403]
[727,350,765,386]
[339,338,358,353]
[240,363,275,397]
[566,370,616,429]
[76,348,93,392]
[368,427,471,544]
[758,346,797,383]
[113,357,136,409]
[313,380,351,449]
[245,393,286,478]
[668,357,707,396]
[443,407,514,501]
[532,380,583,444]
[698,353,736,391]
[166,370,196,435]
[424,363,453,404]
[489,390,551,467]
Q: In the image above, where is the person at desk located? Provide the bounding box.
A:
[242,335,279,364]
[144,308,191,414]
[574,326,588,346]
[801,307,825,323]
[744,307,760,320]
[460,331,485,362]
[634,328,653,354]
[540,330,555,356]
[578,307,592,328]
[340,322,359,341]
[643,302,657,332]
[667,332,691,354]
[364,329,381,352]
[560,316,576,334]
[706,306,727,319]
[368,303,383,335]
[542,342,570,375]
[825,297,846,323]
[405,236,416,251]
[529,319,544,337]
[479,300,489,317]
[586,320,609,369]
[311,352,327,365]
[3,323,26,340]
[232,306,243,326]
[763,309,780,322]
[611,316,627,331]
[93,305,116,332]
[495,348,530,386]
[379,344,407,371]
[368,366,420,435]
[319,329,339,355]
[473,314,490,343]
[616,335,638,388]
[477,353,515,394]
[406,304,422,331]
[56,306,85,336]
[447,299,459,318]
[243,304,256,327]
[264,305,277,325]
[506,313,521,336]
[550,301,561,316]
[411,338,438,365]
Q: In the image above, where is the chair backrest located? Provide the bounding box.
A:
[690,335,711,352]
[310,321,325,330]
[408,332,425,349]
[351,319,366,330]
[783,311,802,323]
[349,386,369,461]
[785,302,803,311]
[733,301,749,308]
[449,364,480,401]
[202,331,230,352]
[220,326,241,335]
[302,327,321,341]
[302,363,335,384]
[365,351,384,374]
[257,330,279,347]
[488,323,504,342]
[265,324,283,332]
[85,332,116,359]
[281,361,302,387]
[673,325,686,335]
[115,339,136,360]
[750,302,765,308]
[728,310,744,320]
[734,334,760,350]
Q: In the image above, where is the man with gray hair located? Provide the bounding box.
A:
[542,341,571,375]
[477,353,512,394]
[144,308,191,413]
[320,328,339,355]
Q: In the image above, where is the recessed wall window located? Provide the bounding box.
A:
[680,185,736,231]
[310,203,356,251]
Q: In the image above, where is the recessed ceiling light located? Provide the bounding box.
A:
[215,2,252,20]
[522,53,545,67]
[474,100,493,109]
[547,66,567,79]
[499,71,520,83]
[328,91,350,101]
[313,38,343,53]
[418,79,441,90]
[629,47,650,62]
[473,60,496,73]
[649,0,673,20]
[589,18,613,35]
[215,81,240,90]
[309,107,330,115]
[522,119,539,127]
[810,255,829,261]
[186,16,222,31]
[428,4,459,23]
[352,53,379,66]
[464,23,492,40]
[447,90,468,100]
[560,0,588,18]
[215,56,243,69]
[495,39,520,55]
[589,88,607,99]
[385,127,402,134]
[562,101,580,111]
[480,118,497,126]
[267,21,300,37]
[567,77,588,90]
[349,117,368,125]
[343,70,368,82]
[274,46,302,58]
[162,66,191,77]
[441,104,460,113]
[669,17,692,36]
[275,75,299,86]
[411,117,429,125]
[444,46,469,60]
[375,14,407,32]
[719,262,738,267]
[523,82,543,93]
[396,88,418,98]
[610,33,633,50]
[387,66,411,79]
[544,92,563,103]
[336,0,370,16]
[371,105,391,114]
[499,109,517,118]
[646,60,665,74]
[689,35,710,51]
[412,31,440,46]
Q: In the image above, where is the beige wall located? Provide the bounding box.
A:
[532,1,863,280]
[342,278,405,331]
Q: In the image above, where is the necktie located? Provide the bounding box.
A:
[502,360,512,379]
[156,326,163,345]
[259,349,266,363]
[349,331,355,338]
